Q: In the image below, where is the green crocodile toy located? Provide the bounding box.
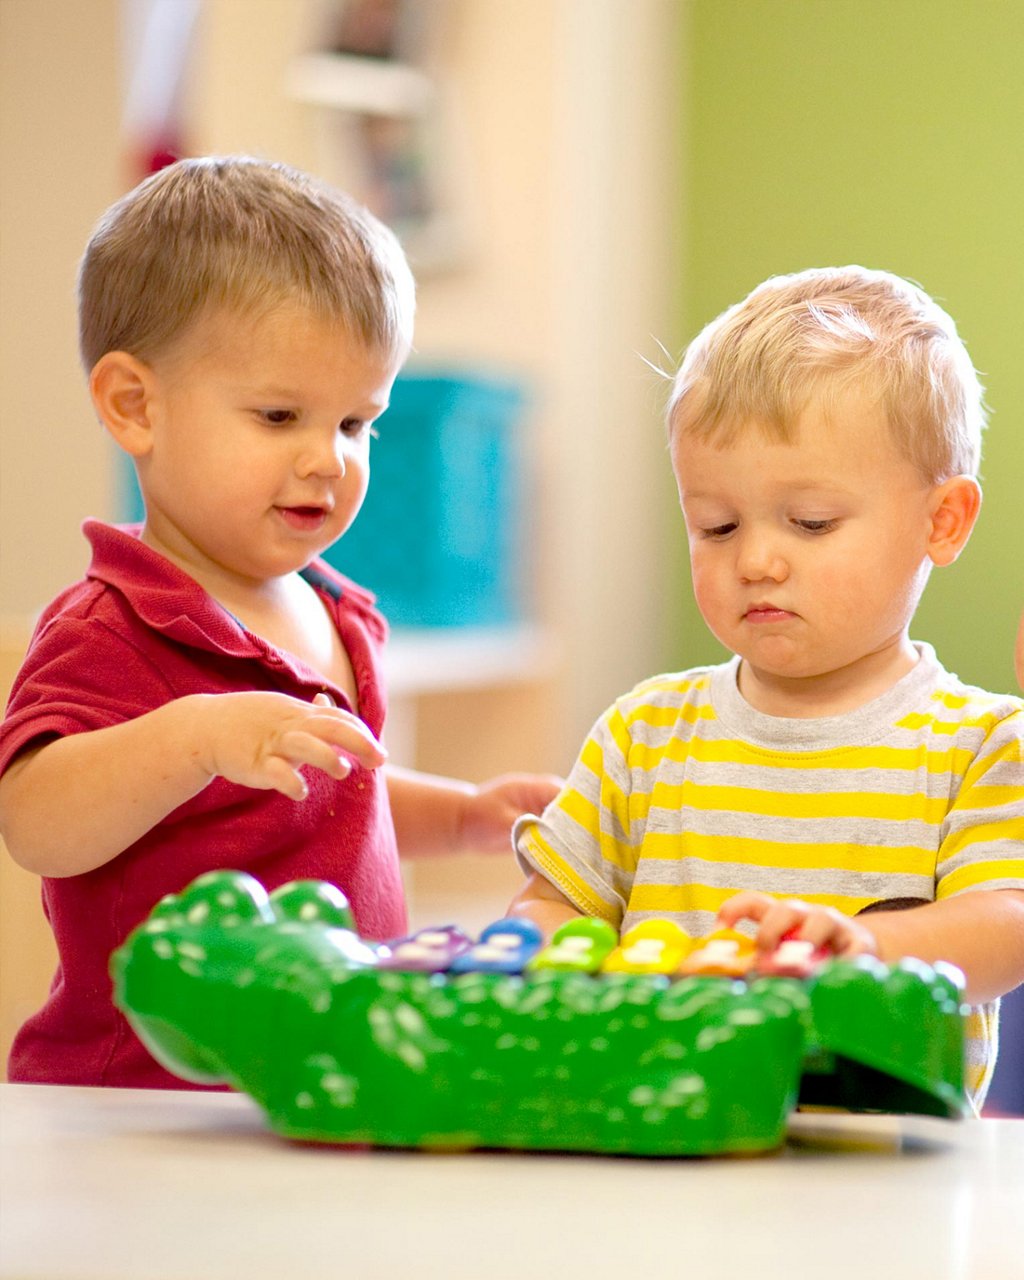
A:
[110,869,967,1156]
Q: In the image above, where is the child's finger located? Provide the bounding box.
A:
[791,911,843,949]
[716,890,774,928]
[262,756,311,802]
[750,900,809,951]
[308,710,387,767]
[278,731,354,781]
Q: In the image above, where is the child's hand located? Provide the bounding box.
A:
[194,690,386,801]
[717,890,879,958]
[459,772,564,854]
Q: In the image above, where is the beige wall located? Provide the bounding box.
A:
[0,0,123,623]
[0,0,125,1070]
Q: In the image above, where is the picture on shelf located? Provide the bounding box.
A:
[324,0,434,65]
[296,0,465,271]
[357,113,434,240]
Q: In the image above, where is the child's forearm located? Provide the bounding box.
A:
[385,767,564,859]
[506,871,584,939]
[863,889,1024,1004]
[384,764,474,858]
[0,697,214,877]
[1,690,385,878]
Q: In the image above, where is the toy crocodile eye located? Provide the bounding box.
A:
[171,870,273,928]
[268,879,355,930]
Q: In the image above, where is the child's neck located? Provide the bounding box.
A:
[139,528,360,707]
[217,575,361,707]
[737,638,920,719]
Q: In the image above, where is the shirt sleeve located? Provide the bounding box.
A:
[936,706,1024,897]
[0,614,176,777]
[514,700,638,925]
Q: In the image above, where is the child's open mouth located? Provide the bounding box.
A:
[277,506,328,532]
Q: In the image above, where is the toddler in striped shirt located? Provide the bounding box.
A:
[509,266,1024,1110]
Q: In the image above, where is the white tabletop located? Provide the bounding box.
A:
[2,1083,1022,1280]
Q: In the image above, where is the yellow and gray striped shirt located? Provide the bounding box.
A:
[515,644,1024,1111]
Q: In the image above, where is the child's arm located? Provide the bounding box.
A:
[0,691,386,878]
[385,766,562,859]
[506,870,586,938]
[718,889,1024,1004]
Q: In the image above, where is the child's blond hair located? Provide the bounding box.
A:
[78,155,415,370]
[668,266,984,482]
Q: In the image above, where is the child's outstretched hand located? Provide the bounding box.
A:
[717,890,879,958]
[459,772,564,854]
[194,690,387,801]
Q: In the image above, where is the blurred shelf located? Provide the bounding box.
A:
[384,624,555,698]
[286,52,434,117]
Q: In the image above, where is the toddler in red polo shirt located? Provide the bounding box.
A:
[0,157,560,1088]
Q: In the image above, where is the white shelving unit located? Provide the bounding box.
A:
[384,624,553,698]
[383,622,558,933]
[286,52,434,117]
[286,38,465,272]
[383,623,556,765]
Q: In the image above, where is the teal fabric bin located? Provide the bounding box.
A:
[113,370,524,629]
[323,371,524,627]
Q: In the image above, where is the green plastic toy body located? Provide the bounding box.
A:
[111,871,967,1156]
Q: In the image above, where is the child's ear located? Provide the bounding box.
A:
[927,475,982,567]
[89,351,158,458]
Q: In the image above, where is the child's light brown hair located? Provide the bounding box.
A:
[78,155,415,370]
[668,266,985,482]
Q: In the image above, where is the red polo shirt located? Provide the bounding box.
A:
[0,520,407,1088]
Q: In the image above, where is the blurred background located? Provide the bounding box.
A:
[1,0,1021,1111]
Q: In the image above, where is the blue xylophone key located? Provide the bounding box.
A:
[449,917,544,974]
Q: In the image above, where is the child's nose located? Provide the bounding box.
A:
[736,532,787,583]
[296,432,345,479]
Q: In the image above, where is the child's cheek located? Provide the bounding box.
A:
[688,555,727,627]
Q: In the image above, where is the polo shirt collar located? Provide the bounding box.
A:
[82,520,302,660]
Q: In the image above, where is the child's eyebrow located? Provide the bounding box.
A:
[681,479,855,502]
[241,382,391,418]
[782,479,855,495]
[242,382,302,400]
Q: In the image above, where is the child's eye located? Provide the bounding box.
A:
[700,522,738,539]
[259,409,296,426]
[340,418,379,440]
[793,518,839,534]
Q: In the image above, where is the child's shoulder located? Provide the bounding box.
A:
[29,521,181,646]
[611,661,725,719]
[29,566,118,646]
[301,558,388,646]
[918,646,1024,735]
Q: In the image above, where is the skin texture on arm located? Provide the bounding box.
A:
[506,870,586,940]
[0,691,386,878]
[385,767,563,859]
[718,888,1024,1005]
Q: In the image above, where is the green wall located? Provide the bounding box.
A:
[675,0,1024,694]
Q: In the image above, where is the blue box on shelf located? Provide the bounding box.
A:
[113,369,525,630]
[323,369,525,628]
